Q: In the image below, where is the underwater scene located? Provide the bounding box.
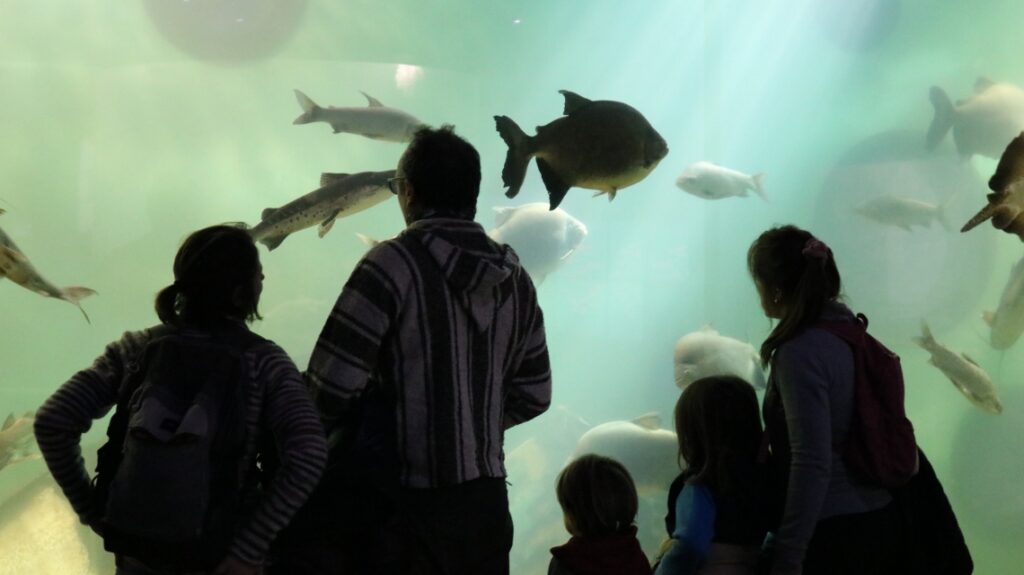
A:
[1,0,1023,573]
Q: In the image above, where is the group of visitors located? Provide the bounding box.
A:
[33,126,982,574]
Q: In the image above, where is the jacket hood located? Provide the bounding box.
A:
[404,218,519,331]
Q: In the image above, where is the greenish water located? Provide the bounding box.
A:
[0,1,1022,573]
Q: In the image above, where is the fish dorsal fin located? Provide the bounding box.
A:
[493,206,517,227]
[361,91,384,107]
[700,323,717,334]
[261,207,279,221]
[558,90,592,115]
[631,412,662,430]
[961,352,981,367]
[975,77,996,93]
[2,414,13,430]
[320,172,350,187]
[23,410,33,419]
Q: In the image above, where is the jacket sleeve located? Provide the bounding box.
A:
[305,245,402,426]
[503,286,552,429]
[228,345,328,565]
[654,483,716,575]
[769,339,835,575]
[33,331,147,524]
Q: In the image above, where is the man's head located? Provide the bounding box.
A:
[394,125,481,224]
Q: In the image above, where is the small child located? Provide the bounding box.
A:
[548,454,653,575]
[655,376,770,575]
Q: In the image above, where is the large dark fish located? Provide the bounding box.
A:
[250,170,395,251]
[0,213,95,322]
[961,131,1024,240]
[494,90,668,210]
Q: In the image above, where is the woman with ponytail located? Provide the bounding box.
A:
[747,226,909,575]
[35,225,327,575]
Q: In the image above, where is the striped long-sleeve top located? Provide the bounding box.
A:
[307,217,552,488]
[33,326,328,565]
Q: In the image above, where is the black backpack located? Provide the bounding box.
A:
[93,324,265,569]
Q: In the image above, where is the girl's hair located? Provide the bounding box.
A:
[155,225,262,325]
[675,376,762,497]
[747,225,842,365]
[556,454,638,538]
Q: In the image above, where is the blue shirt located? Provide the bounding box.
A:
[655,483,716,575]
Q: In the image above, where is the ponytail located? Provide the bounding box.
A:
[154,282,181,325]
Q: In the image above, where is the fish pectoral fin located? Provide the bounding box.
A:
[2,414,13,430]
[536,158,572,210]
[960,352,981,367]
[260,235,287,251]
[318,211,341,238]
[558,90,592,115]
[0,245,27,264]
[360,91,384,107]
[261,207,279,221]
[607,188,617,202]
[974,77,996,93]
[631,412,662,430]
[320,172,351,187]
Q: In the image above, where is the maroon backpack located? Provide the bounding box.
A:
[816,313,918,488]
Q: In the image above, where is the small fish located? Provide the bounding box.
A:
[571,413,679,496]
[487,203,587,284]
[673,325,766,389]
[292,90,424,143]
[962,131,1024,241]
[495,90,668,210]
[927,78,1024,159]
[0,412,37,472]
[855,195,952,231]
[0,216,95,322]
[250,170,395,251]
[913,322,1003,415]
[983,255,1024,350]
[675,162,767,202]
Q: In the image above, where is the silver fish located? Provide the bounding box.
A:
[250,170,395,251]
[983,255,1024,350]
[292,90,424,143]
[673,325,766,390]
[855,195,952,231]
[571,413,679,496]
[0,412,37,472]
[913,322,1003,415]
[495,90,668,210]
[487,203,587,284]
[928,78,1024,160]
[0,215,95,322]
[675,162,767,202]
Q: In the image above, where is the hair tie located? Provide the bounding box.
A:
[801,238,831,261]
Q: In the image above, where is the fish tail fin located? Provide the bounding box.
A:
[60,287,97,323]
[293,89,321,125]
[913,320,934,349]
[494,115,534,199]
[260,235,287,251]
[751,173,768,202]
[927,86,955,151]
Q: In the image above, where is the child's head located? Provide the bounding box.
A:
[674,376,762,491]
[556,454,638,538]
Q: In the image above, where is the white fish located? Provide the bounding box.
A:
[983,255,1024,350]
[292,90,424,143]
[487,203,588,284]
[673,326,766,389]
[675,162,766,201]
[913,322,1003,415]
[0,412,37,472]
[0,214,96,322]
[571,413,679,496]
[928,78,1024,159]
[855,195,953,232]
[249,170,395,251]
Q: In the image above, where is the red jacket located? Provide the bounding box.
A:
[549,526,652,575]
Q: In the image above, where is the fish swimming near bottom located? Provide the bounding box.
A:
[249,170,395,251]
[571,413,679,496]
[0,412,38,472]
[0,215,95,322]
[855,194,953,231]
[913,322,1003,415]
[983,255,1024,349]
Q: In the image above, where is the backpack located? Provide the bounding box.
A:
[93,324,266,569]
[815,313,918,488]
